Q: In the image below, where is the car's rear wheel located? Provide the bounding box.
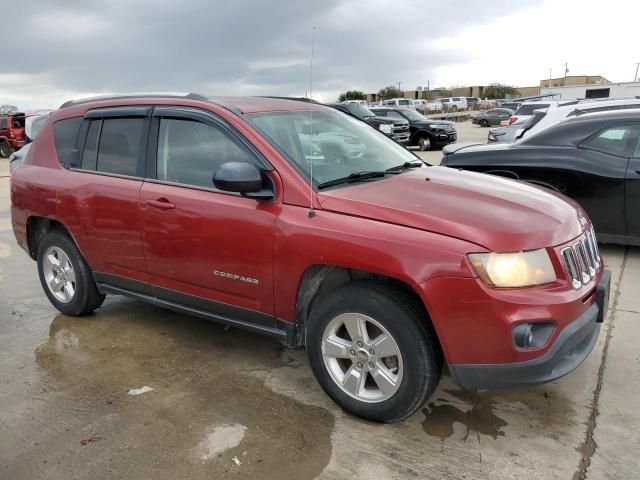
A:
[480,119,489,127]
[451,105,458,112]
[37,230,105,316]
[0,142,11,158]
[418,135,431,151]
[306,282,442,422]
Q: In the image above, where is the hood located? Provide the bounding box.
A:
[318,167,584,251]
[423,119,454,126]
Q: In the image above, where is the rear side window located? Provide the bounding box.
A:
[581,125,638,157]
[53,117,83,167]
[398,99,410,105]
[515,104,550,115]
[0,118,7,130]
[96,118,145,176]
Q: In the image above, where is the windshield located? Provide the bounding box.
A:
[345,103,376,119]
[249,109,419,187]
[398,109,426,122]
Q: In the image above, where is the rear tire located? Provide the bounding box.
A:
[37,230,105,316]
[306,281,442,422]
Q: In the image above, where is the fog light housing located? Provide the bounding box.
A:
[513,322,555,349]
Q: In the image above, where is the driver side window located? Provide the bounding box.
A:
[156,118,257,189]
[581,125,639,157]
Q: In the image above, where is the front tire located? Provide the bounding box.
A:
[418,135,432,151]
[37,230,105,316]
[480,119,489,127]
[306,282,442,422]
[0,142,11,158]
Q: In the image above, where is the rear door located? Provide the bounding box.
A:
[57,107,150,284]
[626,130,640,238]
[139,107,278,324]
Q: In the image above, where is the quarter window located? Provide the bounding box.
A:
[156,118,257,189]
[53,117,83,167]
[581,125,638,156]
[81,120,100,170]
[0,118,6,129]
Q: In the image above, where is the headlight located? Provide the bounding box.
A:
[428,124,443,130]
[468,249,556,288]
[379,124,392,134]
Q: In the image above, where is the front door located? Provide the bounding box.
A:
[139,108,277,325]
[626,133,640,238]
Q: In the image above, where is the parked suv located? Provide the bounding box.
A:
[370,106,456,150]
[0,113,27,157]
[329,102,410,145]
[381,98,415,109]
[11,93,609,423]
[439,97,468,112]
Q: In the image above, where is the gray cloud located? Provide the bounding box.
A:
[1,0,541,106]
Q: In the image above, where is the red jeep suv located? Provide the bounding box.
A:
[10,93,610,422]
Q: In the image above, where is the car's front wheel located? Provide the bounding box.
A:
[418,135,431,151]
[480,119,489,127]
[0,142,11,158]
[37,230,105,316]
[306,282,442,422]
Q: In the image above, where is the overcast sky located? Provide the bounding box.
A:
[2,0,639,109]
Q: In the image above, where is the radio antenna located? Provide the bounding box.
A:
[308,25,316,218]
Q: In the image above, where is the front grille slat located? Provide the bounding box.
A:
[561,226,601,289]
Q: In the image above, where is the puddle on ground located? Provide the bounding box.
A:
[422,389,508,440]
[422,387,576,441]
[24,300,336,480]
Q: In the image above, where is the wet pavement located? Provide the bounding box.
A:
[2,152,639,479]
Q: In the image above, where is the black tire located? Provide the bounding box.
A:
[418,135,432,151]
[479,119,489,128]
[306,281,442,422]
[451,105,458,112]
[37,230,105,316]
[0,141,11,158]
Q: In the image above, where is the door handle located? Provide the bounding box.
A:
[146,198,175,210]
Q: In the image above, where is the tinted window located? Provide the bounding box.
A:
[582,125,637,156]
[0,118,7,129]
[398,99,410,105]
[515,104,550,115]
[81,120,100,170]
[96,118,144,176]
[156,118,257,189]
[53,117,83,167]
[440,98,450,103]
[371,109,386,116]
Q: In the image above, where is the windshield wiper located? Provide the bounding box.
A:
[386,160,424,172]
[318,170,399,189]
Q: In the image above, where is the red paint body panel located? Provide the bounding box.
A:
[10,95,604,371]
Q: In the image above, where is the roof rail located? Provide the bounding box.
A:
[257,96,320,104]
[59,92,208,109]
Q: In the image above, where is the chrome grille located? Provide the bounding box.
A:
[560,227,601,289]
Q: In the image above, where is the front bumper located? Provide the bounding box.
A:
[434,131,457,145]
[448,269,610,389]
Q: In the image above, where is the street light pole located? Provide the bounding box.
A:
[635,63,640,82]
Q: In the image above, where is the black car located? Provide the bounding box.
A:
[441,109,640,246]
[329,103,410,145]
[472,108,514,127]
[370,107,456,151]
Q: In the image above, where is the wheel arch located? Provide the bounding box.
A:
[26,216,77,260]
[291,265,440,351]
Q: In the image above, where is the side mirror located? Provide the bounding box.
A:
[212,161,273,200]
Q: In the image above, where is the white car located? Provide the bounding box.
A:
[341,100,367,105]
[513,98,640,141]
[413,99,441,113]
[439,97,468,112]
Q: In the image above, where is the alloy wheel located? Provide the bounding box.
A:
[42,246,76,303]
[321,313,403,403]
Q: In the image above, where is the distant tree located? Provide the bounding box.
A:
[377,86,403,101]
[0,104,19,114]
[484,83,518,99]
[338,90,366,102]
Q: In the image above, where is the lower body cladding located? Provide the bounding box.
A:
[421,269,611,389]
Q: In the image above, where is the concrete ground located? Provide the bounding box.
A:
[1,124,639,479]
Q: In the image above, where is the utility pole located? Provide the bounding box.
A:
[398,81,402,92]
[563,61,568,86]
[635,62,640,82]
